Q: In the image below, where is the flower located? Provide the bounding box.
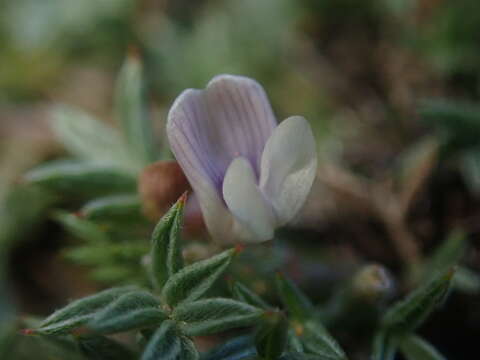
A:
[167,75,317,243]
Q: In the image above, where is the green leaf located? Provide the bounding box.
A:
[173,298,263,336]
[424,230,466,280]
[35,316,91,335]
[38,286,136,333]
[399,335,446,360]
[161,248,237,307]
[54,211,109,243]
[201,335,256,360]
[151,195,186,291]
[232,282,271,310]
[115,53,157,164]
[454,266,480,293]
[287,330,304,353]
[141,320,199,360]
[274,275,345,359]
[255,311,289,360]
[64,243,149,266]
[275,274,314,322]
[180,336,199,360]
[24,161,136,198]
[300,320,347,360]
[78,335,136,360]
[419,99,480,151]
[88,291,166,334]
[381,268,455,334]
[80,194,143,224]
[51,106,139,173]
[371,330,397,360]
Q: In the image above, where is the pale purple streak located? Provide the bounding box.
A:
[167,75,277,195]
[167,74,317,243]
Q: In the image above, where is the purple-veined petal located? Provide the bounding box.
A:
[223,157,276,242]
[167,74,278,243]
[167,74,277,191]
[259,116,317,225]
[167,91,232,241]
[204,75,277,177]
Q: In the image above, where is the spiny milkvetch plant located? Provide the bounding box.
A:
[18,57,463,360]
[24,195,453,360]
[21,194,457,360]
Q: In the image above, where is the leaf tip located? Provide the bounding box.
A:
[20,328,36,336]
[234,243,246,255]
[73,210,85,218]
[179,191,188,206]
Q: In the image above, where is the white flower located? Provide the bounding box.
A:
[167,75,317,243]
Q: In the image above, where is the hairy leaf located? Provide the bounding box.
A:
[25,161,136,198]
[161,248,236,307]
[399,335,446,360]
[80,194,143,224]
[39,286,136,331]
[88,291,165,334]
[51,105,138,173]
[381,269,455,334]
[233,282,271,310]
[300,320,347,360]
[115,53,157,164]
[287,330,304,353]
[36,316,92,335]
[371,331,397,360]
[255,311,289,360]
[141,320,198,360]
[173,298,263,336]
[150,195,186,291]
[275,274,314,322]
[79,335,136,360]
[425,230,466,280]
[54,211,109,243]
[201,335,256,360]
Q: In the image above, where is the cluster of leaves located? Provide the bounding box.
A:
[18,194,457,360]
[22,54,159,284]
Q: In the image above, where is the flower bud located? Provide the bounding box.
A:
[138,160,205,237]
[352,264,394,302]
[138,160,189,219]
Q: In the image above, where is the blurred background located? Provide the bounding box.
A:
[2,0,480,359]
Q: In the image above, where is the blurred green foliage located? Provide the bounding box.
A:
[0,0,134,102]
